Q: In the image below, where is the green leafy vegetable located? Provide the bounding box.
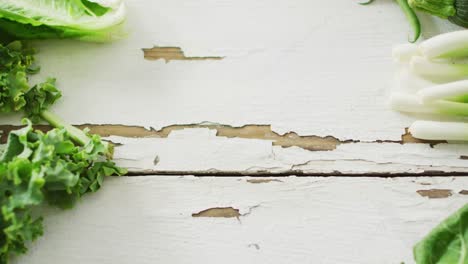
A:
[373,4,468,264]
[409,0,468,28]
[0,41,61,122]
[0,119,126,263]
[414,204,468,264]
[0,0,126,42]
[0,5,128,262]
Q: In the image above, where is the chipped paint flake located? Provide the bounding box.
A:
[0,124,344,151]
[417,189,453,199]
[142,47,223,62]
[401,128,446,145]
[192,207,240,218]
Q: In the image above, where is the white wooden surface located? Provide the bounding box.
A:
[13,176,468,264]
[0,0,467,174]
[1,1,468,264]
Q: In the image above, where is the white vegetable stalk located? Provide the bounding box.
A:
[418,80,468,103]
[391,92,468,116]
[390,93,435,113]
[429,100,468,116]
[419,30,468,59]
[410,56,468,80]
[391,31,468,142]
[410,121,468,141]
[392,43,420,62]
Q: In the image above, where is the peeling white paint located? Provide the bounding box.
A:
[109,128,468,174]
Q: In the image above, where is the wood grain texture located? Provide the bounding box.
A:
[13,176,468,264]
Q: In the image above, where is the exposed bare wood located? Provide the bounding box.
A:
[142,47,223,62]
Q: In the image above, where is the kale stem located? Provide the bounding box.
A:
[40,110,90,146]
[396,0,421,42]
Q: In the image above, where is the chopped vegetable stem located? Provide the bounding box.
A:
[40,110,91,146]
[396,0,421,43]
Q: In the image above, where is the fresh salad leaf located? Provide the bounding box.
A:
[0,0,126,42]
[0,41,61,122]
[413,204,468,264]
[0,119,126,263]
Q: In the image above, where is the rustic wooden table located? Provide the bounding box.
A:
[3,1,468,263]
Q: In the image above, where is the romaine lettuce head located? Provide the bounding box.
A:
[0,0,126,42]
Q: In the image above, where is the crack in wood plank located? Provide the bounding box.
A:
[142,46,223,62]
[125,169,468,177]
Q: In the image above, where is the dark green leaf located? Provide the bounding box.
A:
[414,204,468,264]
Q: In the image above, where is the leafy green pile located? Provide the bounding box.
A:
[0,1,128,261]
[0,120,125,263]
[0,41,60,122]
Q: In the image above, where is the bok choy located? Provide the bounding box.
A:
[391,30,468,141]
[390,31,468,264]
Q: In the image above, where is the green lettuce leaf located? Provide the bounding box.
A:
[0,0,126,42]
[414,204,468,264]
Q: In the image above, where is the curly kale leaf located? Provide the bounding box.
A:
[0,41,61,121]
[0,120,126,263]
